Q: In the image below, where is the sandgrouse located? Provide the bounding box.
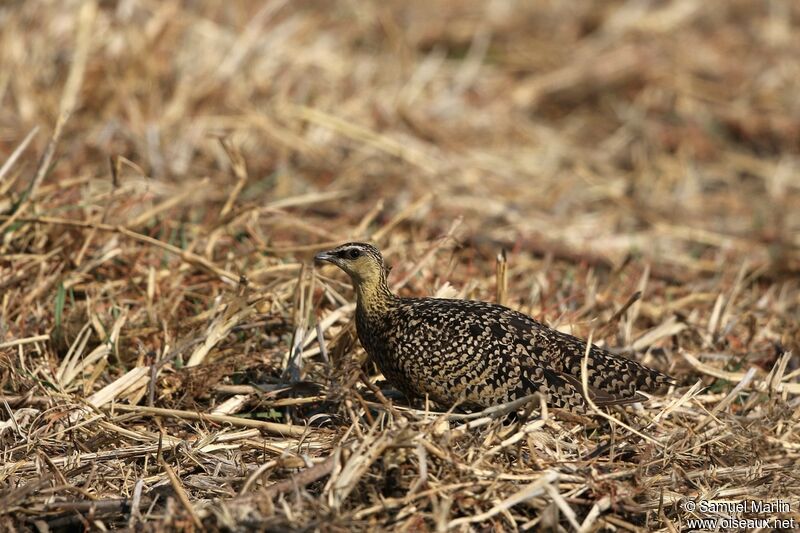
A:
[315,242,673,412]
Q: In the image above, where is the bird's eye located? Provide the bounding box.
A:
[346,248,361,259]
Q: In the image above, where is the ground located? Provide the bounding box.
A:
[1,1,799,531]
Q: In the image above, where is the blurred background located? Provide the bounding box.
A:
[3,0,798,266]
[2,0,799,370]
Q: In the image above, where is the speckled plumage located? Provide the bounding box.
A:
[315,242,674,412]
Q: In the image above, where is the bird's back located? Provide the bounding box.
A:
[356,296,672,411]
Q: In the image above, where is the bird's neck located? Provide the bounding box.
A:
[354,274,395,316]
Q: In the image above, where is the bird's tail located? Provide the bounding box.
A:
[549,330,674,402]
[568,346,674,401]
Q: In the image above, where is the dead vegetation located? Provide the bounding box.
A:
[1,0,799,531]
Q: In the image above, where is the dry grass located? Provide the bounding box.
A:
[1,1,800,531]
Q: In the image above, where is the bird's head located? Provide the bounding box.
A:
[314,242,386,286]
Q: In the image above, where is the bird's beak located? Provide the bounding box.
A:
[314,250,336,264]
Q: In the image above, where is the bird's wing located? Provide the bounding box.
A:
[388,298,552,402]
[556,372,647,406]
[390,298,671,410]
[486,305,674,401]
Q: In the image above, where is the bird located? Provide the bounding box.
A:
[314,242,674,412]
